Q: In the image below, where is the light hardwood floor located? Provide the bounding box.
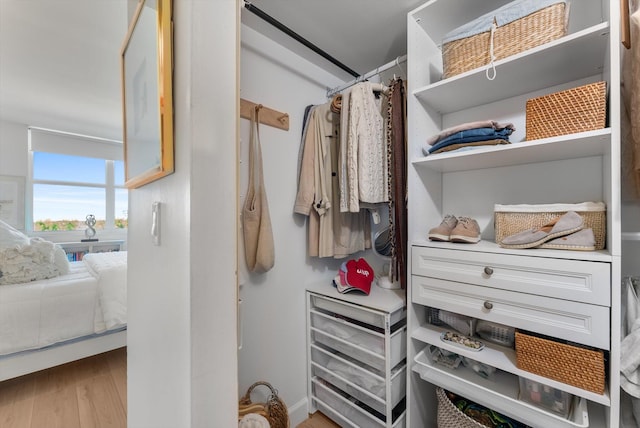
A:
[0,347,127,428]
[296,411,340,428]
[0,348,339,428]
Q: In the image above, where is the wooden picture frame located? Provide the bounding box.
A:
[121,0,174,189]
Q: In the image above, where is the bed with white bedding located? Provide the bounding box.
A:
[0,220,127,381]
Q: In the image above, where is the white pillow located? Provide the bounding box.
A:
[0,226,70,285]
[0,219,29,249]
[53,244,70,275]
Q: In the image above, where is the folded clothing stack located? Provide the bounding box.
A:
[333,258,374,295]
[424,120,515,155]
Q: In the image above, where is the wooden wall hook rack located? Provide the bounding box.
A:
[240,98,290,131]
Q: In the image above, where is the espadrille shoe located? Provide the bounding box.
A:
[500,211,584,249]
[450,217,481,243]
[538,228,596,251]
[428,214,458,242]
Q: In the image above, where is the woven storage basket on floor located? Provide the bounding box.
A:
[442,1,568,79]
[436,388,488,428]
[238,381,290,428]
[526,81,607,140]
[494,202,606,250]
[515,331,606,394]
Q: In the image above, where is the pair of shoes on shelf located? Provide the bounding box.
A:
[499,211,596,250]
[428,214,481,244]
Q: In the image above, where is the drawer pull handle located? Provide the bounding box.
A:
[484,301,494,310]
[484,266,494,276]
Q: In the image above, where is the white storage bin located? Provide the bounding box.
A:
[519,377,573,418]
[311,326,406,371]
[311,294,405,328]
[313,378,385,427]
[311,310,384,355]
[314,398,406,428]
[311,342,384,376]
[307,286,407,427]
[427,307,476,336]
[312,355,406,414]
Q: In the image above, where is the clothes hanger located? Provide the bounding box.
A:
[369,82,389,95]
[393,56,406,81]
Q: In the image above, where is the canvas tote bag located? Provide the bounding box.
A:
[242,107,275,273]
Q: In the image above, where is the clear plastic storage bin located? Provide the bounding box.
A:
[519,377,573,418]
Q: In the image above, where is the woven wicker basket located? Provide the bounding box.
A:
[494,202,606,250]
[526,81,607,140]
[442,2,568,79]
[238,381,289,428]
[515,331,606,394]
[436,388,488,428]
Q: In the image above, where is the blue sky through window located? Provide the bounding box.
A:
[32,153,127,223]
[34,184,105,222]
[34,152,105,183]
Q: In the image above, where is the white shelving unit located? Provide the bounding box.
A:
[59,240,124,261]
[306,282,407,427]
[406,0,621,427]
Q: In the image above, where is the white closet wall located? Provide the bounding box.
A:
[238,25,353,425]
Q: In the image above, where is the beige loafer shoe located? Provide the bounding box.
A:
[500,211,584,249]
[538,228,596,251]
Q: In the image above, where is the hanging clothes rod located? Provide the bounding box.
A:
[243,1,360,78]
[623,232,640,241]
[326,55,407,97]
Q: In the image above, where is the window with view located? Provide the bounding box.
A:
[29,128,127,233]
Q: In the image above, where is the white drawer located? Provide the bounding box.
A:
[310,294,406,328]
[412,275,610,350]
[412,246,610,306]
[312,378,385,427]
[314,400,406,428]
[310,310,385,355]
[312,360,406,415]
[310,343,406,414]
[311,324,407,371]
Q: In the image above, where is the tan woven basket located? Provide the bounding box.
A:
[238,381,289,428]
[515,331,606,394]
[442,2,568,79]
[436,388,488,428]
[526,81,607,140]
[494,202,606,250]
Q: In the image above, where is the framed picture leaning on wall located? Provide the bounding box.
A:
[0,175,25,230]
[121,0,174,189]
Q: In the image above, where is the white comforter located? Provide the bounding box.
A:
[0,251,127,356]
[83,251,127,331]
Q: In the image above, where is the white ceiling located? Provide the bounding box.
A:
[0,0,421,141]
[0,0,129,140]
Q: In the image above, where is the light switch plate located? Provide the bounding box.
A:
[151,202,160,246]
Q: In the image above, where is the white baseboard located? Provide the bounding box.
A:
[288,396,310,426]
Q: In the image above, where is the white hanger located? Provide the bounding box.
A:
[369,82,389,94]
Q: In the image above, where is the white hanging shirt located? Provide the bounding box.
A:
[346,82,388,212]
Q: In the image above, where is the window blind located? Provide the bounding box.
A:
[29,127,123,161]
